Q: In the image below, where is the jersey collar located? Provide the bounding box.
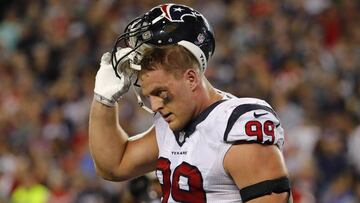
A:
[173,99,225,146]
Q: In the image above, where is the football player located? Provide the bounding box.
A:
[90,3,291,203]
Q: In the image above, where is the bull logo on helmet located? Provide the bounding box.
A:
[159,4,201,22]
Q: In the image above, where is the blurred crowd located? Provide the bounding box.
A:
[0,0,359,202]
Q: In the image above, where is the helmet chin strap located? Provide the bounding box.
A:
[131,84,154,114]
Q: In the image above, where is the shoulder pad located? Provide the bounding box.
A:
[223,101,284,149]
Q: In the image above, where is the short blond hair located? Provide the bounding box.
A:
[140,45,200,77]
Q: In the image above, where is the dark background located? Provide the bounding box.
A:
[0,0,359,202]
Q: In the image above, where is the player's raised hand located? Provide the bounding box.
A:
[94,48,135,106]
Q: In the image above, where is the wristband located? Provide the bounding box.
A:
[94,93,116,107]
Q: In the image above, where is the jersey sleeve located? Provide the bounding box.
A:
[223,100,285,150]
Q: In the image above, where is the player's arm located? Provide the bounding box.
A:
[222,102,291,202]
[89,101,158,181]
[89,49,158,181]
[224,144,290,203]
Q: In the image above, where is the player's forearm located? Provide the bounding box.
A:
[88,99,128,179]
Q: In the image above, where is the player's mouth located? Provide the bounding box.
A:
[162,113,172,122]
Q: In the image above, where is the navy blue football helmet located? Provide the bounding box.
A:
[111,3,215,77]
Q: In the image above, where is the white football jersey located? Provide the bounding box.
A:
[154,96,285,203]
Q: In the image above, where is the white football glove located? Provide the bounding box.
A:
[94,48,136,106]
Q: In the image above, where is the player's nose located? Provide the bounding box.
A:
[149,96,163,112]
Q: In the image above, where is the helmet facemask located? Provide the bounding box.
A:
[111,15,152,78]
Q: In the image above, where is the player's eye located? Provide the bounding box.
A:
[159,91,172,104]
[159,91,168,99]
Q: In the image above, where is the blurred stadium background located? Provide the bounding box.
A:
[0,0,359,202]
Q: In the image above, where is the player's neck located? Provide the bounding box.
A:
[193,79,223,117]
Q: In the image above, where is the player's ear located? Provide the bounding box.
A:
[183,68,199,91]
